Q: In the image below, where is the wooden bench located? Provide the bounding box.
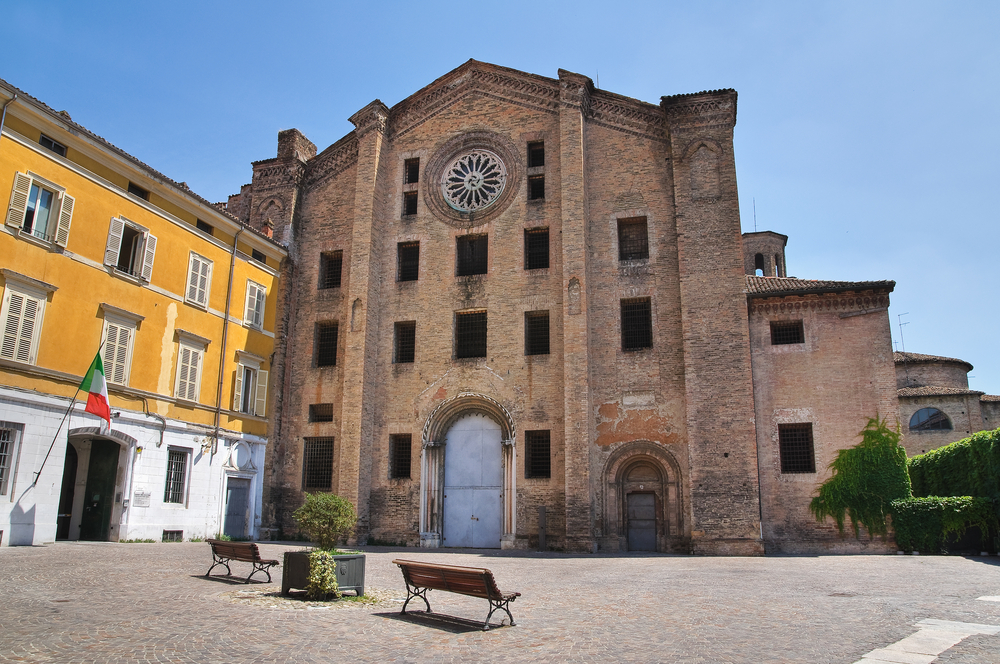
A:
[205,539,279,584]
[392,559,520,630]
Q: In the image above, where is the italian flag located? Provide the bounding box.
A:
[80,353,111,428]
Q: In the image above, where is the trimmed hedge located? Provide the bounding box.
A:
[907,428,1000,500]
[890,496,997,553]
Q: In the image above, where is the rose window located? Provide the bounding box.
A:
[440,150,507,212]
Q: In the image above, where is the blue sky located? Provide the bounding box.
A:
[4,0,998,395]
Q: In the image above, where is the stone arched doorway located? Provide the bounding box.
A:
[60,427,136,542]
[419,393,516,549]
[603,441,683,552]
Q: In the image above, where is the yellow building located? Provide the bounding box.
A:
[0,78,286,545]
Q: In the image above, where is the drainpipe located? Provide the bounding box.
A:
[0,94,17,142]
[213,227,244,456]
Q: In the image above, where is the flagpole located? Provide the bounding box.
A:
[31,340,107,487]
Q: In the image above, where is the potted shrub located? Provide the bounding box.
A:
[281,493,365,598]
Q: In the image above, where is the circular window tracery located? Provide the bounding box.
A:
[441,150,507,212]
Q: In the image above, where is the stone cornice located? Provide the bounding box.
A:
[349,100,390,137]
[661,89,737,131]
[748,291,891,317]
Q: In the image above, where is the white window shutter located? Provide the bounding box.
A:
[5,172,32,229]
[233,363,245,411]
[187,349,201,402]
[176,347,191,398]
[254,369,268,417]
[105,218,125,267]
[54,192,74,247]
[243,284,255,326]
[200,260,213,306]
[0,292,23,360]
[140,233,157,282]
[15,296,39,364]
[105,323,130,385]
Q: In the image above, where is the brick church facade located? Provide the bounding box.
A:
[227,61,901,554]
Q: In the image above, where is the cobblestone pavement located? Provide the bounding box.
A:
[2,542,999,663]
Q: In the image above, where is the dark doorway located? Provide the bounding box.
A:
[79,440,120,541]
[56,443,78,540]
[223,477,251,539]
[627,492,656,551]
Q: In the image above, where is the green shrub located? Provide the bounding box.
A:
[810,416,911,538]
[292,493,357,551]
[305,550,340,600]
[908,428,1000,499]
[891,496,998,553]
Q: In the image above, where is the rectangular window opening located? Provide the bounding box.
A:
[162,530,183,542]
[524,228,549,270]
[404,158,420,184]
[527,142,545,168]
[618,217,649,261]
[309,403,334,422]
[455,310,487,359]
[195,219,214,236]
[525,430,551,479]
[164,449,188,503]
[528,175,545,200]
[0,426,18,495]
[403,191,418,216]
[397,242,419,282]
[456,234,488,276]
[770,320,805,345]
[251,248,266,264]
[390,434,412,479]
[303,437,335,490]
[320,251,343,289]
[778,423,816,473]
[39,134,67,157]
[621,298,653,351]
[525,311,550,356]
[316,322,339,367]
[394,321,416,364]
[127,182,149,201]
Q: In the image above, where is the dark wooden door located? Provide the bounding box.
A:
[56,444,78,540]
[627,492,656,551]
[80,440,119,541]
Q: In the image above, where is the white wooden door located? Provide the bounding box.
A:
[442,413,502,548]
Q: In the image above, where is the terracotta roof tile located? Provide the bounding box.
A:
[898,386,984,397]
[745,276,895,298]
[981,394,1000,402]
[893,351,972,368]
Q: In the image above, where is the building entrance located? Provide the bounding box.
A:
[627,492,656,551]
[79,439,120,541]
[224,477,251,539]
[442,413,502,548]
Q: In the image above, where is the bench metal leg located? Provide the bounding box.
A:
[206,556,232,578]
[245,562,274,584]
[400,584,431,614]
[484,597,516,631]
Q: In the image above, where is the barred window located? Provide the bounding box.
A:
[404,158,420,184]
[316,322,338,366]
[0,426,18,495]
[303,437,335,490]
[909,408,952,432]
[397,242,420,282]
[621,298,652,351]
[770,320,804,345]
[320,251,343,289]
[528,141,545,168]
[403,191,418,216]
[617,217,649,261]
[455,310,487,359]
[778,423,816,473]
[525,430,551,479]
[164,449,188,503]
[309,403,334,422]
[528,175,545,200]
[390,434,412,479]
[456,234,488,276]
[525,311,550,356]
[394,321,416,364]
[524,228,549,270]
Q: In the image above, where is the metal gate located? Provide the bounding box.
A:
[224,478,251,539]
[442,413,502,548]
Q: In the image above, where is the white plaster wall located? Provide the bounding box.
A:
[0,386,267,545]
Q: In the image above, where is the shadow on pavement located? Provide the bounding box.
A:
[194,574,273,585]
[377,610,510,633]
